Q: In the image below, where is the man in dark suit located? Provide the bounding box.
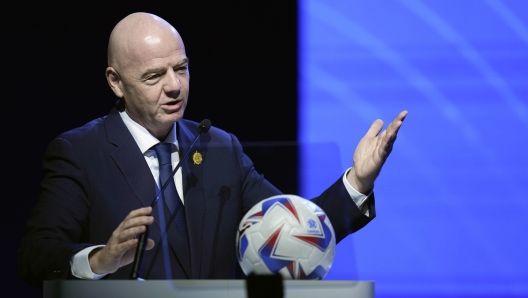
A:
[18,12,407,287]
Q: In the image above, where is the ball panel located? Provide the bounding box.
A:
[275,229,313,260]
[236,194,336,279]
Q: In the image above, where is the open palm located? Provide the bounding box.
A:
[347,110,408,193]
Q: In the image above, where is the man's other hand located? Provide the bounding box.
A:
[88,207,155,274]
[347,110,408,194]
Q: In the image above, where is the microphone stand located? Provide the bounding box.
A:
[129,120,211,280]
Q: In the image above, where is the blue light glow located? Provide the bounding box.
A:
[299,0,528,296]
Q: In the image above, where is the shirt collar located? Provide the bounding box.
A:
[119,110,179,153]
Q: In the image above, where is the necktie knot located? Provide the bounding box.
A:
[152,143,173,166]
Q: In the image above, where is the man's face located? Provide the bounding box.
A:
[117,31,189,138]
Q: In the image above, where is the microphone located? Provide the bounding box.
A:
[198,119,211,134]
[129,119,211,280]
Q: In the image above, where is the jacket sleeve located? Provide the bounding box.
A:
[311,177,376,243]
[230,130,376,244]
[18,137,93,288]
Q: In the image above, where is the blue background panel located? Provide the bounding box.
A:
[299,0,528,296]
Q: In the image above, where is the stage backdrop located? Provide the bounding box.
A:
[299,0,528,297]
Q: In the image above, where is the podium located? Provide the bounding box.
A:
[44,280,374,298]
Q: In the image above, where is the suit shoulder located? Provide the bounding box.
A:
[54,116,107,145]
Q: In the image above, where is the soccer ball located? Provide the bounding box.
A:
[236,194,336,279]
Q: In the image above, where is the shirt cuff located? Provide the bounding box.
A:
[71,245,107,280]
[342,168,372,216]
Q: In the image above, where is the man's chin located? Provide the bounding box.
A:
[161,111,184,124]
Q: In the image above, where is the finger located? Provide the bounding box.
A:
[381,126,399,151]
[121,215,155,231]
[113,238,140,256]
[124,207,153,220]
[377,130,390,153]
[116,225,150,243]
[365,119,384,138]
[380,112,408,154]
[396,110,408,122]
[115,207,152,231]
[384,122,401,142]
[386,110,408,136]
[115,206,154,231]
[117,217,154,243]
[105,237,138,257]
[110,214,154,246]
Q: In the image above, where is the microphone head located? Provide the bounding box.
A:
[199,119,212,133]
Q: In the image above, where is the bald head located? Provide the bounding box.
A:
[108,13,184,71]
[105,12,190,140]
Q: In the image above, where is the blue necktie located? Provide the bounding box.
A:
[152,143,189,252]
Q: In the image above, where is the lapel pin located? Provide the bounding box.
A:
[192,151,203,165]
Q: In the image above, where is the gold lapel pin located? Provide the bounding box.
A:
[192,151,203,165]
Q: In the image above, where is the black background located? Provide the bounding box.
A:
[1,1,297,295]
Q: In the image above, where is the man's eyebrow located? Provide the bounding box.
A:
[141,67,165,78]
[141,58,190,78]
[176,57,190,67]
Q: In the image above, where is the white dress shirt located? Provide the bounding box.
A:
[71,111,370,279]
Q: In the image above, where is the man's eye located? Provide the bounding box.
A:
[147,74,160,80]
[177,66,188,72]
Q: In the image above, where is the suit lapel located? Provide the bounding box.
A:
[178,120,207,279]
[105,108,192,278]
[105,108,157,208]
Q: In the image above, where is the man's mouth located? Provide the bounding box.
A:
[161,100,183,112]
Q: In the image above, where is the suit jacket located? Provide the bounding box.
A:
[17,107,375,288]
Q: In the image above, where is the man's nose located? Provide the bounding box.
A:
[164,69,181,97]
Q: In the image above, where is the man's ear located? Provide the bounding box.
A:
[106,67,124,98]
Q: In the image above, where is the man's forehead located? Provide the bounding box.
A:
[108,13,185,69]
[129,42,187,67]
[117,31,186,70]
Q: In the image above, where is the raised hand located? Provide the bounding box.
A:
[88,207,155,274]
[347,110,408,194]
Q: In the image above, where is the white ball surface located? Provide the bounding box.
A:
[236,194,336,279]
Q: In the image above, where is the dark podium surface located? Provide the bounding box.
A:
[44,279,375,298]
